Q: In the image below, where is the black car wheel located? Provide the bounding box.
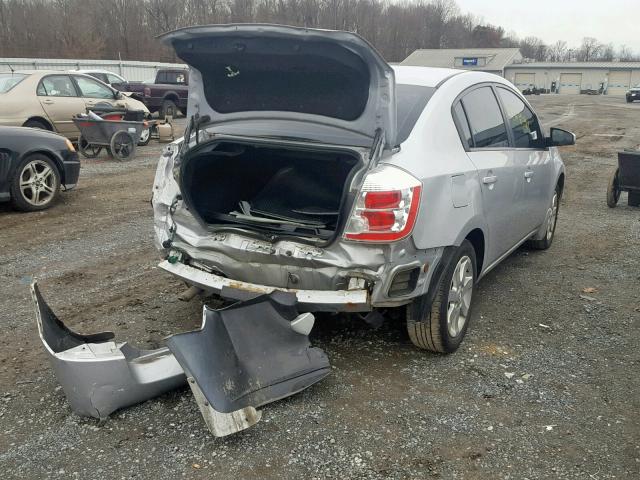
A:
[23,119,52,131]
[160,99,177,119]
[407,240,477,353]
[10,154,60,211]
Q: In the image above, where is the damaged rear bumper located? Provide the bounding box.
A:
[32,281,330,436]
[32,283,185,419]
[159,259,370,312]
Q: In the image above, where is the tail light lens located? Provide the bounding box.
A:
[143,87,151,97]
[344,165,422,242]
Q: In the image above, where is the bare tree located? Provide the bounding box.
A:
[576,37,603,62]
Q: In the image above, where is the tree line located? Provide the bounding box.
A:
[0,0,637,64]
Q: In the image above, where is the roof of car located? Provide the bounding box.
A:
[393,66,466,88]
[14,70,96,76]
[75,69,123,75]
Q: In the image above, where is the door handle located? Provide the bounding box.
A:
[42,99,54,105]
[482,175,498,185]
[524,171,534,179]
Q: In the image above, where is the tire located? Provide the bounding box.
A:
[160,99,177,119]
[78,135,102,158]
[10,154,60,211]
[406,240,477,353]
[606,168,621,208]
[527,184,561,250]
[109,130,136,161]
[138,126,151,146]
[23,119,51,131]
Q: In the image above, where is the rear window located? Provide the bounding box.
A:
[0,73,27,93]
[395,84,436,145]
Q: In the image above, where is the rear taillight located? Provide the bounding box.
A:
[143,87,151,97]
[344,165,422,242]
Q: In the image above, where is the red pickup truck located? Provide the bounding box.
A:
[127,68,189,118]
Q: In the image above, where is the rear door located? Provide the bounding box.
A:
[495,87,552,234]
[36,74,85,136]
[453,85,524,265]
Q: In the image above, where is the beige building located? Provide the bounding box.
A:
[402,48,640,96]
[401,48,523,76]
[504,62,640,95]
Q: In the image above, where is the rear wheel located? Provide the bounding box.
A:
[10,154,60,211]
[23,119,51,131]
[606,168,621,208]
[109,130,136,161]
[407,240,477,353]
[160,99,177,119]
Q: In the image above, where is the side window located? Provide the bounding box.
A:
[37,75,77,97]
[496,87,544,149]
[74,76,114,99]
[165,71,186,85]
[107,74,123,85]
[460,86,509,149]
[452,101,473,148]
[156,71,167,83]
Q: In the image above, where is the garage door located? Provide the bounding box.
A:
[608,70,632,95]
[559,73,582,94]
[514,73,535,91]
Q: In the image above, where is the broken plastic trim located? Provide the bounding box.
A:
[31,282,186,419]
[167,291,331,436]
[32,282,330,437]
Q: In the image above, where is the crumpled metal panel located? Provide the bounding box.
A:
[31,282,186,419]
[166,291,331,416]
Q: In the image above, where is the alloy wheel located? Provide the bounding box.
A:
[447,255,474,338]
[19,159,57,207]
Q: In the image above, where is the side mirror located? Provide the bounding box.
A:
[546,127,575,147]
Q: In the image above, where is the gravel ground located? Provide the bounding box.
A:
[0,96,639,479]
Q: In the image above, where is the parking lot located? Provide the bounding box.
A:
[0,95,638,479]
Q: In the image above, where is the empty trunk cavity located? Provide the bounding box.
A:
[181,141,361,239]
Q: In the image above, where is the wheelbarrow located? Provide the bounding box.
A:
[73,114,145,161]
[607,150,640,207]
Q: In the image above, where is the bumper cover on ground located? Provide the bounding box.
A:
[32,282,330,436]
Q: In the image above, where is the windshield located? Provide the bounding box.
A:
[395,84,436,145]
[0,73,27,93]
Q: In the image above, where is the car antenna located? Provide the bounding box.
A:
[7,64,15,73]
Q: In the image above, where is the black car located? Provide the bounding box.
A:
[626,87,640,103]
[0,126,80,211]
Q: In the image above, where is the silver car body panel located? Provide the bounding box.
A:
[152,65,565,310]
[31,282,186,419]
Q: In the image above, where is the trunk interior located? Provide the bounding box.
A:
[181,141,361,238]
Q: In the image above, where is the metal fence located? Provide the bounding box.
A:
[0,57,187,81]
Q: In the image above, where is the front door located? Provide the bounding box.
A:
[73,75,125,111]
[454,85,525,265]
[36,75,85,137]
[495,86,553,234]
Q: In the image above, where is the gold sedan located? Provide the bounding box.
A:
[0,70,149,140]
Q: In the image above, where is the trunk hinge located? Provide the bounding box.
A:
[367,128,385,170]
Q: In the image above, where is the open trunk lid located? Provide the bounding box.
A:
[159,24,397,147]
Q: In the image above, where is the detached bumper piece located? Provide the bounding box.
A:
[31,282,330,437]
[167,291,331,437]
[31,282,186,419]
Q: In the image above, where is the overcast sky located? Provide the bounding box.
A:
[455,0,639,52]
